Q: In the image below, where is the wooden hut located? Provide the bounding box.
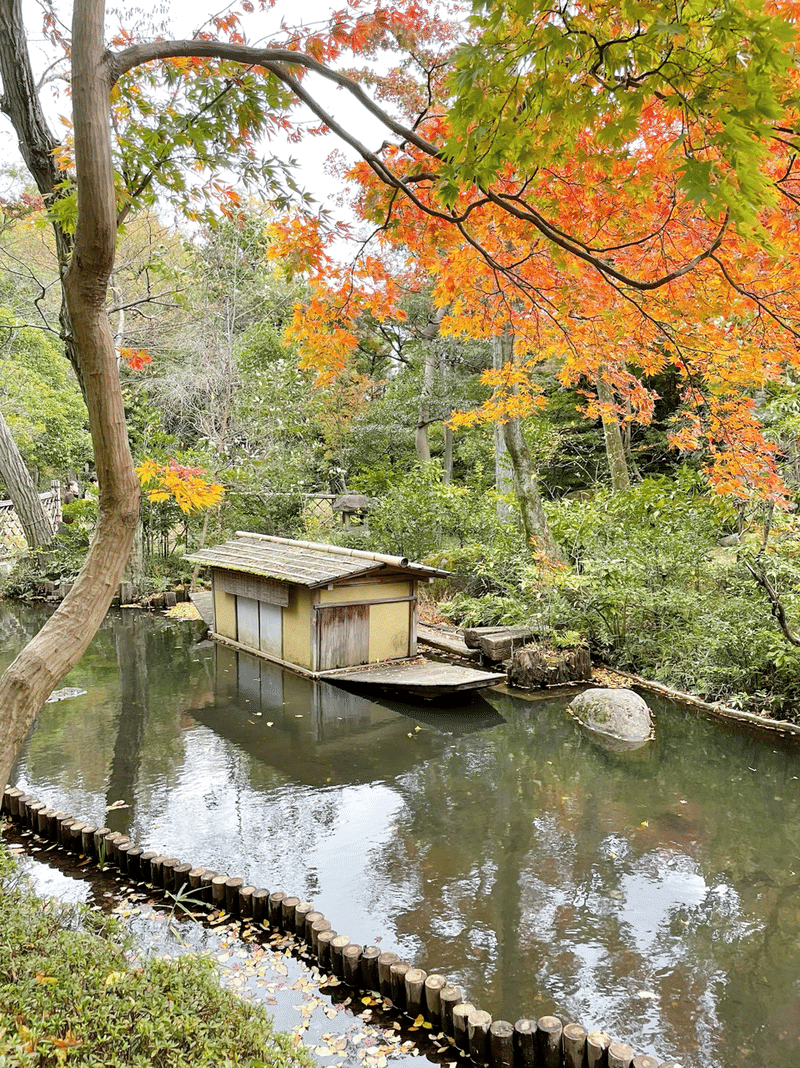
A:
[186,532,449,677]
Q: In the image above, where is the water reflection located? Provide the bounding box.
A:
[4,605,800,1068]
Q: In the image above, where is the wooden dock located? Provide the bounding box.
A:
[325,657,503,700]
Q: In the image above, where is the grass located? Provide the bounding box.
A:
[0,846,314,1068]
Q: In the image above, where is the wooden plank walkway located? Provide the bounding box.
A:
[417,624,481,660]
[326,658,503,700]
[190,591,215,628]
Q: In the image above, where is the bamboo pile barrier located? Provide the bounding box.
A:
[2,786,681,1068]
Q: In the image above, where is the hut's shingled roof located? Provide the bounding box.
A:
[186,532,450,588]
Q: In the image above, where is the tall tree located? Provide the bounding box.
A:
[0,407,54,548]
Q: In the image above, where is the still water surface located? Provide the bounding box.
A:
[3,604,800,1068]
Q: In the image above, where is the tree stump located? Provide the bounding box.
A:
[508,642,592,688]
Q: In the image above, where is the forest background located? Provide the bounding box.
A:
[3,0,800,741]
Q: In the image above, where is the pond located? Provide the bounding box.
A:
[3,603,800,1068]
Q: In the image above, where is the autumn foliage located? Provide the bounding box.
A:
[263,0,800,504]
[136,459,224,513]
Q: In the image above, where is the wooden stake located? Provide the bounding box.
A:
[608,1042,634,1068]
[537,1016,563,1068]
[513,1019,537,1068]
[225,876,244,914]
[268,891,287,927]
[453,1003,476,1053]
[405,968,427,1018]
[361,946,381,992]
[587,1031,611,1068]
[331,934,351,978]
[295,901,314,935]
[468,1009,492,1065]
[303,911,325,943]
[440,985,462,1037]
[126,846,144,880]
[317,928,338,971]
[239,885,255,918]
[424,973,446,1026]
[489,1020,514,1068]
[251,888,270,923]
[199,869,219,902]
[378,951,399,998]
[389,961,410,1008]
[563,1023,588,1068]
[311,917,332,954]
[281,895,300,931]
[342,943,363,986]
[173,862,193,894]
[211,873,229,907]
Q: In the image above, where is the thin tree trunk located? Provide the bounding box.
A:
[415,306,445,463]
[443,422,453,484]
[501,417,564,561]
[0,0,140,788]
[596,372,630,493]
[0,407,54,548]
[492,337,514,521]
[492,333,563,560]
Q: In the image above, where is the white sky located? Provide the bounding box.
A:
[0,0,393,216]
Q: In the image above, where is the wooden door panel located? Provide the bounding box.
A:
[318,604,369,670]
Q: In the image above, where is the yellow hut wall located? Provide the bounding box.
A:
[282,586,313,670]
[213,584,236,641]
[317,580,411,604]
[368,601,411,661]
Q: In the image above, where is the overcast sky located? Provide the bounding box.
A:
[0,0,393,216]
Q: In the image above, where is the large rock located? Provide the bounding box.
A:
[567,687,654,746]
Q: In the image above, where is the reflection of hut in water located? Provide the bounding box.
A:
[186,533,449,677]
[189,645,505,787]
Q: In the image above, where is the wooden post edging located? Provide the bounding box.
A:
[1,786,677,1068]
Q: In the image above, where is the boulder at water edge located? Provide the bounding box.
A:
[567,687,654,748]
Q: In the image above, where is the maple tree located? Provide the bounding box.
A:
[1,0,800,786]
[136,458,224,513]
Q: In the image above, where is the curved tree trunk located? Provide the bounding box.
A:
[0,407,54,548]
[501,417,564,561]
[0,0,140,789]
[596,372,631,494]
[491,332,563,559]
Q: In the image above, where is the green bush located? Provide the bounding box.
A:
[0,849,313,1068]
[361,461,503,561]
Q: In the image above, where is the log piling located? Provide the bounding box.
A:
[377,951,399,997]
[563,1023,588,1068]
[468,1009,492,1065]
[389,961,411,1008]
[1,787,681,1068]
[608,1041,635,1068]
[424,973,446,1026]
[251,887,269,923]
[342,943,363,987]
[489,1021,515,1068]
[405,967,427,1017]
[440,984,462,1037]
[536,1015,563,1068]
[453,1002,476,1053]
[361,946,381,991]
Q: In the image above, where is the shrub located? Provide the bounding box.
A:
[0,849,313,1068]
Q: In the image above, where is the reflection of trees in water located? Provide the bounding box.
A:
[367,692,800,1067]
[105,612,149,835]
[0,603,51,661]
